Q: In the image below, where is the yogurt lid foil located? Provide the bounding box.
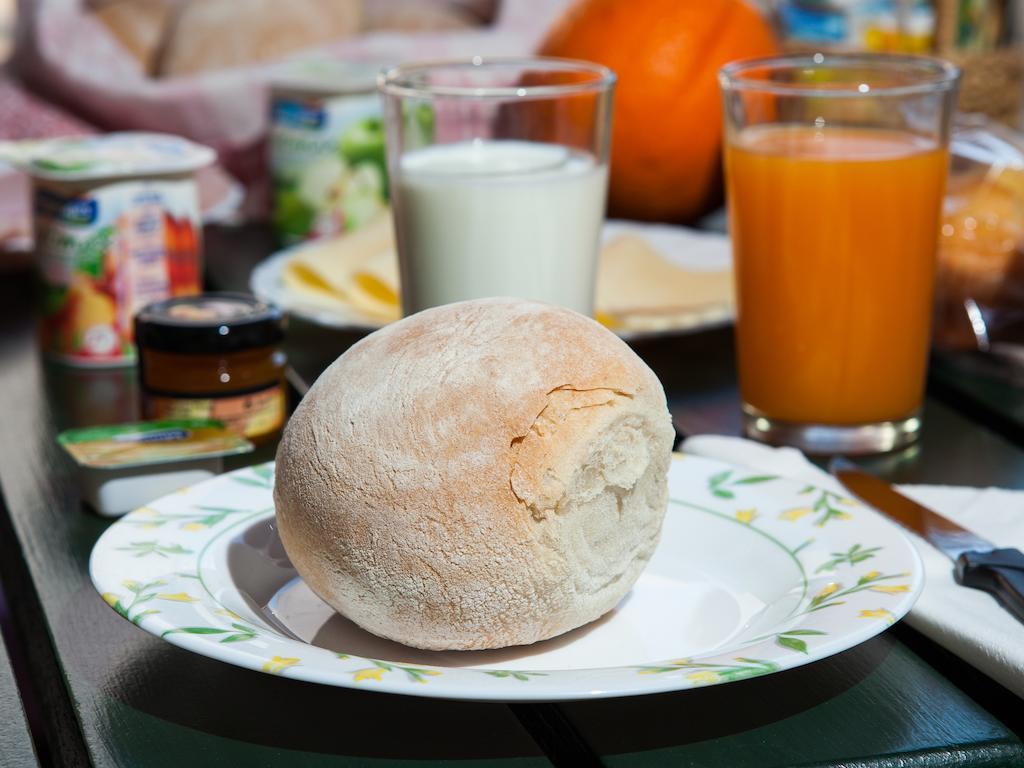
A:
[0,132,216,181]
[58,419,253,470]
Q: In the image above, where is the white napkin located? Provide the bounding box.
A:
[682,434,1024,698]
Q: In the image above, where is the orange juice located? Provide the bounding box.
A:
[726,126,948,425]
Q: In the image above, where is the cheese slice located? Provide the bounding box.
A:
[595,233,734,328]
[281,210,734,330]
[282,211,401,323]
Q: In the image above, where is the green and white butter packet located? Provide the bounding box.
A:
[58,419,253,517]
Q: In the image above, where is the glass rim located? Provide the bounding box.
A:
[719,53,960,97]
[377,56,616,100]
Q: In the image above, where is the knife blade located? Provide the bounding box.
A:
[829,458,1024,626]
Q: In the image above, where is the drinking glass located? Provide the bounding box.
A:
[378,57,615,316]
[720,54,959,454]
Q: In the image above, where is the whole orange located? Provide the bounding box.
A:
[539,0,777,222]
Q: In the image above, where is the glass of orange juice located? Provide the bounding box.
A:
[720,54,959,455]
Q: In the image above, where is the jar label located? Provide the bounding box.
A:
[269,92,388,244]
[143,384,284,440]
[36,178,202,366]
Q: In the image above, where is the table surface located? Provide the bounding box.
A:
[931,350,1024,447]
[0,602,36,767]
[1,225,1023,767]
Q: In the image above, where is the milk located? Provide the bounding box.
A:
[394,140,608,315]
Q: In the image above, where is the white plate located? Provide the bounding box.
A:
[249,220,735,337]
[89,454,922,701]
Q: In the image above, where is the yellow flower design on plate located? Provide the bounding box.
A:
[869,584,910,594]
[815,511,852,527]
[814,582,840,600]
[859,608,895,624]
[182,522,207,532]
[263,656,300,674]
[215,608,242,620]
[157,592,198,603]
[353,667,386,682]
[687,670,721,685]
[735,508,757,524]
[780,507,813,522]
[121,580,139,589]
[101,593,120,608]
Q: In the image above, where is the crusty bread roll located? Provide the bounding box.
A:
[90,0,177,76]
[362,0,479,32]
[156,0,362,78]
[274,298,674,650]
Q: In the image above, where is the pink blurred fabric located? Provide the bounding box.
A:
[0,75,96,251]
[0,76,244,251]
[10,0,571,216]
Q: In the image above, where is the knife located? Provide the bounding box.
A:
[829,458,1024,625]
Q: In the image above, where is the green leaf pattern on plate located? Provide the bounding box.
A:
[483,670,549,682]
[797,484,860,527]
[707,469,778,500]
[116,541,193,558]
[688,463,913,661]
[162,622,260,644]
[124,505,268,531]
[231,464,274,489]
[349,660,442,684]
[100,578,166,626]
[802,570,911,617]
[815,543,882,573]
[637,658,780,684]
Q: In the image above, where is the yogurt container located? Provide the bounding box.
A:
[58,418,253,517]
[269,58,389,245]
[4,132,215,367]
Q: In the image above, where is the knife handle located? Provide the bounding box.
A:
[955,548,1024,625]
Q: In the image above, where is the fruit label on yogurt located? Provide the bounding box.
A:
[35,179,202,366]
[269,92,388,244]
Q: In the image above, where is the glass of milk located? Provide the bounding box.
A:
[378,57,615,316]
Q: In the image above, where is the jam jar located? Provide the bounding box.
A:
[135,293,287,444]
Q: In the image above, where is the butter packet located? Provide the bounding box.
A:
[58,419,253,516]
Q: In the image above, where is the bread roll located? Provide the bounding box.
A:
[274,298,674,650]
[362,0,479,32]
[157,0,361,78]
[91,0,177,76]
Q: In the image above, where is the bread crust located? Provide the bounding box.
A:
[274,298,673,650]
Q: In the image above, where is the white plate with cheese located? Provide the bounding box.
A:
[249,213,736,337]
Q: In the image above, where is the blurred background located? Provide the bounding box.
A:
[1,0,1023,351]
[1,0,1021,222]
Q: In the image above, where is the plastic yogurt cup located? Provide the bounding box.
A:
[3,132,216,367]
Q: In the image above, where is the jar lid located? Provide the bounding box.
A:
[135,293,286,354]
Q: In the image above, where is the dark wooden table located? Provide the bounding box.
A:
[0,596,37,768]
[931,350,1024,447]
[1,225,1023,767]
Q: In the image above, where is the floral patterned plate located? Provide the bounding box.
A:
[89,453,922,701]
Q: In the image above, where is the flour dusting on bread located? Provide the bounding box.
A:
[273,298,674,650]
